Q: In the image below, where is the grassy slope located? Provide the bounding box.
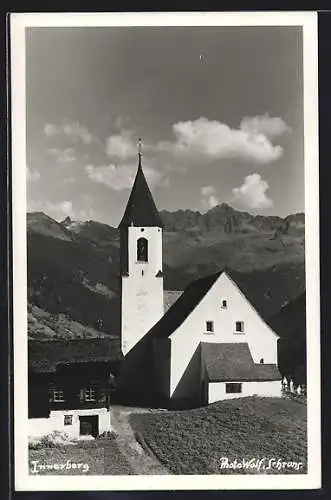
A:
[130,397,307,475]
[28,303,112,339]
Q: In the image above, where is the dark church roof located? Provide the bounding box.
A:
[28,338,123,373]
[118,156,164,229]
[147,272,221,340]
[201,342,281,382]
[145,268,279,340]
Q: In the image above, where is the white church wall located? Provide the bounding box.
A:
[122,276,164,354]
[29,408,112,439]
[121,226,164,355]
[169,328,201,397]
[170,344,201,402]
[193,272,278,364]
[169,271,279,397]
[220,273,279,365]
[208,380,282,403]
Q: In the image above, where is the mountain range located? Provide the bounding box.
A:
[27,203,306,380]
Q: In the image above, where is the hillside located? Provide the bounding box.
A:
[130,397,307,474]
[27,204,304,321]
[27,205,306,380]
[27,216,121,339]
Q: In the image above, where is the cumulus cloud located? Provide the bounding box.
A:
[231,173,273,210]
[44,123,58,136]
[27,166,41,183]
[240,114,292,138]
[44,121,98,145]
[44,115,288,197]
[156,115,290,164]
[85,162,168,191]
[106,130,137,160]
[201,186,219,210]
[47,148,77,163]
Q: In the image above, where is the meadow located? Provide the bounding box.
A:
[130,396,307,475]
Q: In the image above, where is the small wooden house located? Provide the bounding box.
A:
[28,338,122,438]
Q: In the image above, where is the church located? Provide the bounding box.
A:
[116,142,282,407]
[28,142,282,439]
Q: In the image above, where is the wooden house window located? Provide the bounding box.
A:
[84,388,96,402]
[137,237,148,262]
[64,415,73,425]
[226,383,242,394]
[49,389,65,403]
[205,321,214,333]
[235,321,245,334]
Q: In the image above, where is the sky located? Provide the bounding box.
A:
[26,25,304,226]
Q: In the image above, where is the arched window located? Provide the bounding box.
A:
[137,237,148,262]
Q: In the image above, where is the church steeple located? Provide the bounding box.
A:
[119,138,164,355]
[118,139,164,229]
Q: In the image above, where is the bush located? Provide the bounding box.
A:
[96,430,117,440]
[28,431,75,449]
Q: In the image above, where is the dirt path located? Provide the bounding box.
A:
[109,406,170,475]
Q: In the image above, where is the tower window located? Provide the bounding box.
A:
[137,237,148,262]
[235,321,245,334]
[260,358,264,364]
[221,300,227,309]
[205,321,214,333]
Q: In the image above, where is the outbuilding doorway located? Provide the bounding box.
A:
[79,415,99,437]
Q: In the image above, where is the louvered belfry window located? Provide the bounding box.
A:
[137,237,148,262]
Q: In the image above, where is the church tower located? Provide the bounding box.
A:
[118,139,164,355]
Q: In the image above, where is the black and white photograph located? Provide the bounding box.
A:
[11,12,320,491]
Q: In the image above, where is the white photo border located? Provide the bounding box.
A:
[11,11,320,491]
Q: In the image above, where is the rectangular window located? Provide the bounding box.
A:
[64,415,73,425]
[205,321,214,333]
[49,389,65,403]
[84,388,96,402]
[235,321,245,333]
[226,383,242,394]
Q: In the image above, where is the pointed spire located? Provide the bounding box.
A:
[118,138,164,229]
[138,137,143,166]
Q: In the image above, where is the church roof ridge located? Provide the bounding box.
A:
[141,267,279,342]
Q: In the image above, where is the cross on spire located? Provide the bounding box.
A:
[118,136,163,229]
[138,138,143,159]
